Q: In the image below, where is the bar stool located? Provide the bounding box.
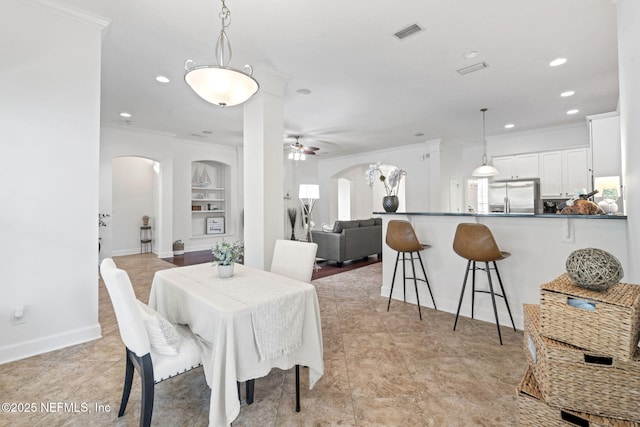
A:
[452,223,516,344]
[386,220,437,320]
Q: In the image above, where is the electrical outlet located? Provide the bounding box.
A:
[11,305,27,326]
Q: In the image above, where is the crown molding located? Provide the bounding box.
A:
[20,0,111,35]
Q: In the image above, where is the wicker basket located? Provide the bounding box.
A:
[540,274,640,361]
[518,366,639,427]
[524,304,640,421]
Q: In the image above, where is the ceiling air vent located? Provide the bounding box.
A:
[394,23,424,40]
[457,62,489,75]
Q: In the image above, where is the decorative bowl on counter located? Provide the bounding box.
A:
[565,248,623,291]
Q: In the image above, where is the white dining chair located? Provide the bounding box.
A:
[270,239,319,283]
[264,239,319,411]
[99,258,202,427]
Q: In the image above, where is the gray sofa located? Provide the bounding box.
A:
[311,218,382,267]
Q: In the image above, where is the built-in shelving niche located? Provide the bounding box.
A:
[191,160,230,238]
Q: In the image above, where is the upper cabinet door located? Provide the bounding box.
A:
[492,156,514,180]
[492,154,539,180]
[540,151,563,197]
[514,154,539,179]
[590,114,621,178]
[564,148,590,196]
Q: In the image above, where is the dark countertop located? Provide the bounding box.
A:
[373,211,627,219]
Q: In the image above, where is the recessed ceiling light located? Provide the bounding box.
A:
[464,49,480,59]
[155,75,170,83]
[296,88,311,95]
[561,90,575,97]
[549,58,567,67]
[567,109,579,115]
[504,124,515,129]
[119,112,132,118]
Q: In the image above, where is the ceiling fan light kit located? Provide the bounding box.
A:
[287,136,319,161]
[472,108,499,177]
[184,0,259,107]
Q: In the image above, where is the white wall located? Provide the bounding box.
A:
[317,140,442,225]
[0,1,107,363]
[111,157,155,255]
[487,122,589,157]
[618,0,640,282]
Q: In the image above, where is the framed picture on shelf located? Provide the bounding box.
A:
[206,217,225,234]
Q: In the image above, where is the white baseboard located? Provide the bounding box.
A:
[0,323,102,364]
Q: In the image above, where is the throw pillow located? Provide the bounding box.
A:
[373,218,382,226]
[137,300,182,356]
[322,223,334,232]
[359,219,375,227]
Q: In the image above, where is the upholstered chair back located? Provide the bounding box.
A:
[100,258,151,357]
[270,239,318,283]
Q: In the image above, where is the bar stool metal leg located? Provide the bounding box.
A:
[471,261,477,319]
[401,253,407,303]
[484,261,503,344]
[387,252,401,312]
[415,252,437,310]
[408,251,422,320]
[493,261,516,331]
[453,260,472,331]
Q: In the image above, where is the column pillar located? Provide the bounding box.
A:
[617,0,640,281]
[243,66,289,269]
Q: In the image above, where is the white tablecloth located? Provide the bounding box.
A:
[148,263,324,427]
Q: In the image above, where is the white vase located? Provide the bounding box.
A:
[218,263,234,278]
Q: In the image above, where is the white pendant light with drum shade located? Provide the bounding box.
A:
[472,108,499,177]
[184,0,259,107]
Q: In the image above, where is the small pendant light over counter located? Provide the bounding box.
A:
[472,108,499,177]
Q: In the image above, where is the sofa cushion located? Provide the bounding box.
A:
[332,220,360,233]
[359,219,375,227]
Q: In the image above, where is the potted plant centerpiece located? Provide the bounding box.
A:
[211,240,244,278]
[366,163,407,212]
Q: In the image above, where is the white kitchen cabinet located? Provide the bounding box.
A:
[539,148,590,198]
[588,112,621,178]
[540,151,563,197]
[492,154,539,180]
[492,157,514,180]
[564,148,590,196]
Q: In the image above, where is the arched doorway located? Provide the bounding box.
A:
[111,156,160,255]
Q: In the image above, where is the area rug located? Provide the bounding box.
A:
[162,250,380,280]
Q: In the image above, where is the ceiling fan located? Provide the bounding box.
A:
[286,135,319,160]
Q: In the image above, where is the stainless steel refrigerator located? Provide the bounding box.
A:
[488,178,541,214]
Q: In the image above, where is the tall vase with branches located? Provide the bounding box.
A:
[287,208,297,240]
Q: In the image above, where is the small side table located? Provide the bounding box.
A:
[140,226,152,253]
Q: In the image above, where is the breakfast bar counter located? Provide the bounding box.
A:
[375,212,628,330]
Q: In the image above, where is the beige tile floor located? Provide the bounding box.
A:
[0,253,527,426]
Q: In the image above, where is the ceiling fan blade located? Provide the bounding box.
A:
[303,150,317,155]
[304,146,320,151]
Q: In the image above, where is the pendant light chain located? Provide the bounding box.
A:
[481,108,488,166]
[216,0,232,68]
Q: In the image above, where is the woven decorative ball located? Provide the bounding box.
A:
[565,248,624,291]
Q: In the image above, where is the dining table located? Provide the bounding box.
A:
[148,262,324,427]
